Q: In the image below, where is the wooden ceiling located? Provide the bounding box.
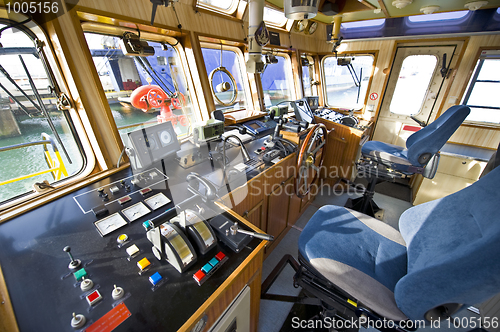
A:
[266,0,500,23]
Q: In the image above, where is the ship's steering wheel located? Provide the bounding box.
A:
[295,124,328,198]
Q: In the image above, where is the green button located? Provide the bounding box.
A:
[74,268,87,281]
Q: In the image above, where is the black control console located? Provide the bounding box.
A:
[0,167,263,332]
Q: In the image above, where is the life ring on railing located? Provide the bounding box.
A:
[130,85,155,111]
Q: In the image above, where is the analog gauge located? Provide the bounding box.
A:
[94,213,128,237]
[159,130,172,147]
[305,21,318,35]
[144,193,171,210]
[294,19,308,33]
[122,202,151,222]
[147,136,158,150]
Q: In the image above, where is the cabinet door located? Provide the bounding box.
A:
[267,177,293,240]
[242,199,264,230]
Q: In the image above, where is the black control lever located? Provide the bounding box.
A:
[410,115,427,127]
[229,222,274,241]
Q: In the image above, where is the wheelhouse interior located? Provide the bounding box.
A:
[0,1,500,332]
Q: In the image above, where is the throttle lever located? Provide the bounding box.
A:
[229,222,274,241]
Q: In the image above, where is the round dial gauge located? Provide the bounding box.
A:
[306,21,318,35]
[294,19,308,33]
[147,136,158,150]
[159,130,172,147]
[94,213,128,237]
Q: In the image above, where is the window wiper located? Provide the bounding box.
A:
[0,81,32,117]
[18,54,72,163]
[134,57,175,96]
[0,64,42,115]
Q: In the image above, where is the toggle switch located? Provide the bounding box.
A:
[71,312,86,329]
[80,278,94,292]
[112,285,124,300]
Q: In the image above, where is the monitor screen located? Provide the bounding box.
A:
[292,98,315,124]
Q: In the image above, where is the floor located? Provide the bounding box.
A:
[257,184,481,332]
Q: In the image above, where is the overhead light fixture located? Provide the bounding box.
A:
[392,0,412,9]
[464,1,488,11]
[284,0,319,20]
[420,5,440,14]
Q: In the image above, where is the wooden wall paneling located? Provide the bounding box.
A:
[314,55,325,106]
[0,265,19,332]
[183,31,215,120]
[291,49,303,99]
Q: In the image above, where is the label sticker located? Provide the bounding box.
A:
[85,303,131,332]
[369,92,379,101]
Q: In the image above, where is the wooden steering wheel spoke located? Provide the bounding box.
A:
[294,124,328,198]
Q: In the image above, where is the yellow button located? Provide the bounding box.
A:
[137,257,151,271]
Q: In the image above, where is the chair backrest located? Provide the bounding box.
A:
[405,105,470,166]
[394,166,500,321]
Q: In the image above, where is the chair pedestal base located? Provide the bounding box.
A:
[344,175,381,218]
[345,196,382,219]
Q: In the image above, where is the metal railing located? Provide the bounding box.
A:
[0,133,68,186]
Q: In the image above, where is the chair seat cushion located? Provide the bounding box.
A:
[299,206,408,321]
[362,141,412,167]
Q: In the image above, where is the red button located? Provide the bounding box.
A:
[215,252,226,261]
[261,146,266,150]
[193,270,205,282]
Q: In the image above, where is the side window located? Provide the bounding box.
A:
[84,32,198,140]
[323,55,374,109]
[390,55,437,116]
[462,56,500,124]
[263,6,289,29]
[0,22,84,204]
[201,45,252,112]
[197,0,239,14]
[261,54,295,107]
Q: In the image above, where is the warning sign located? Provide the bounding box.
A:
[369,93,378,101]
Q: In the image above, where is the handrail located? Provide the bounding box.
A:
[0,133,68,187]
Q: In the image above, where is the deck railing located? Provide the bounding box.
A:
[0,133,68,186]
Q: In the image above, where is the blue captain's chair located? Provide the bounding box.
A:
[295,165,500,327]
[346,105,470,217]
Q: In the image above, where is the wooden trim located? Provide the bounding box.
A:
[377,0,390,18]
[75,6,183,35]
[360,0,377,10]
[0,164,130,224]
[443,141,498,151]
[291,50,303,99]
[183,31,215,120]
[47,9,123,169]
[0,265,19,332]
[434,38,469,118]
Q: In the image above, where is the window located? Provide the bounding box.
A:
[302,56,318,97]
[322,55,374,109]
[0,21,84,204]
[84,32,198,141]
[197,0,239,15]
[201,44,252,112]
[390,55,437,116]
[264,6,288,28]
[261,53,295,107]
[462,54,500,124]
